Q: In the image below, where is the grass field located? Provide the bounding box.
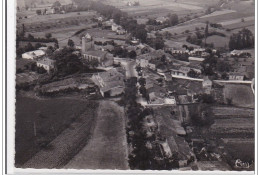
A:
[64,100,128,169]
[206,35,229,48]
[15,95,96,167]
[223,84,254,108]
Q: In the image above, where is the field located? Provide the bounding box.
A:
[223,84,254,108]
[64,100,128,169]
[206,35,229,48]
[15,95,97,167]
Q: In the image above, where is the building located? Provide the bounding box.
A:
[229,73,244,81]
[82,34,93,53]
[22,50,45,60]
[188,57,205,65]
[36,57,56,73]
[92,69,125,97]
[171,66,192,77]
[82,50,114,67]
[202,76,212,94]
[117,29,126,35]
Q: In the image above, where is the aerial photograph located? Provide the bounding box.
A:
[15,0,255,171]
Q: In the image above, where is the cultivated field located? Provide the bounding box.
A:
[64,100,128,170]
[15,95,97,167]
[223,84,254,108]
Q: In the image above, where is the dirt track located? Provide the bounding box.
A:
[64,100,129,170]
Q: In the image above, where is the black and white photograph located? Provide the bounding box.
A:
[2,0,258,173]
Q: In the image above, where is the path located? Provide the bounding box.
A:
[64,100,129,170]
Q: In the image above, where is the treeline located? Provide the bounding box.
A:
[17,34,58,43]
[229,28,254,50]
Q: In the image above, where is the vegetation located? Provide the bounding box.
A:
[229,28,254,50]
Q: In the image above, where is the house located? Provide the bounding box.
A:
[230,50,251,57]
[187,81,203,99]
[164,72,172,81]
[22,50,45,60]
[149,92,165,104]
[112,24,120,31]
[156,16,168,24]
[102,21,113,29]
[171,66,191,77]
[188,57,205,65]
[92,69,125,97]
[202,76,212,94]
[148,84,167,104]
[117,29,126,35]
[82,50,114,67]
[229,73,244,81]
[36,57,56,73]
[97,16,103,22]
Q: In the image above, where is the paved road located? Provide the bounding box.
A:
[125,60,138,78]
[64,101,129,170]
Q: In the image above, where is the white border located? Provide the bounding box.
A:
[2,0,259,174]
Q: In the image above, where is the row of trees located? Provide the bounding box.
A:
[229,28,254,50]
[123,78,178,170]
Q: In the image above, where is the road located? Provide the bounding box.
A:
[114,58,137,78]
[64,100,129,170]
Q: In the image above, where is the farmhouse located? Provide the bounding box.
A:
[82,50,114,67]
[91,69,125,97]
[22,50,45,60]
[36,57,56,73]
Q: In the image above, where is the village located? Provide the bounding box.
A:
[15,0,255,171]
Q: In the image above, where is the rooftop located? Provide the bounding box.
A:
[188,57,205,62]
[37,57,56,66]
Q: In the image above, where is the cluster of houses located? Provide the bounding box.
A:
[102,19,126,35]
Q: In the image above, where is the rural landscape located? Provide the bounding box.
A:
[16,0,255,171]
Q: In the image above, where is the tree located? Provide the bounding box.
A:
[45,33,52,39]
[46,46,54,56]
[204,21,209,46]
[87,58,99,69]
[138,77,146,86]
[28,34,35,40]
[139,86,147,98]
[36,9,42,15]
[187,69,199,78]
[168,14,179,26]
[128,50,137,59]
[24,42,34,52]
[67,39,75,48]
[229,28,254,50]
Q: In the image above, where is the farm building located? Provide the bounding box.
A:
[91,69,125,97]
[22,50,45,60]
[36,57,56,73]
[82,50,114,67]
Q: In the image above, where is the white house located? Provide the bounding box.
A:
[36,57,56,73]
[22,50,45,60]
